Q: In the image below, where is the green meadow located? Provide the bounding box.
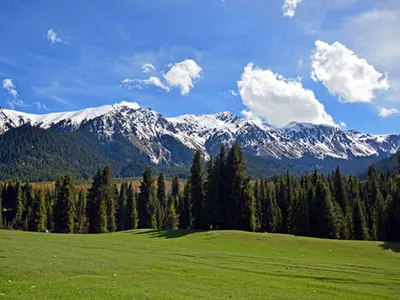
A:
[0,230,399,299]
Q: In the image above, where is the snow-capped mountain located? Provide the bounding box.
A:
[0,101,399,165]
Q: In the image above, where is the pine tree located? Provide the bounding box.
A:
[77,190,87,233]
[171,176,180,199]
[225,144,246,229]
[102,166,116,233]
[138,166,155,228]
[0,186,3,229]
[32,189,47,232]
[353,199,369,240]
[87,169,104,233]
[242,178,257,232]
[117,183,127,231]
[215,144,226,229]
[180,182,191,229]
[386,176,400,241]
[13,182,24,229]
[157,173,167,209]
[205,156,216,228]
[125,183,138,230]
[165,202,179,230]
[315,179,340,239]
[190,150,206,229]
[45,189,54,232]
[150,184,159,229]
[291,183,310,236]
[54,175,76,233]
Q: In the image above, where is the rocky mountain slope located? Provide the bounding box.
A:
[0,101,399,168]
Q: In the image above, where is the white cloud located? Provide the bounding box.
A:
[2,78,18,98]
[230,89,239,97]
[311,41,390,103]
[141,63,156,74]
[163,59,202,95]
[46,29,65,44]
[379,107,400,118]
[282,0,302,18]
[122,76,170,92]
[34,101,49,111]
[339,121,347,129]
[237,63,335,127]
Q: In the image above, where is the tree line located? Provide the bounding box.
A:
[1,145,399,241]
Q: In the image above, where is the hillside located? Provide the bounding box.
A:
[0,230,398,299]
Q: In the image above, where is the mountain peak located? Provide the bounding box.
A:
[113,101,141,110]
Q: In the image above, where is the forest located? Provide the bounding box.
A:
[1,144,400,242]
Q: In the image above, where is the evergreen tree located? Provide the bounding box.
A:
[205,156,216,228]
[353,199,369,240]
[190,150,206,229]
[117,183,127,231]
[157,173,167,209]
[265,182,281,232]
[225,144,246,229]
[179,182,191,229]
[165,202,179,230]
[315,179,340,239]
[13,182,24,229]
[45,189,54,232]
[0,187,2,229]
[125,183,138,230]
[102,166,116,232]
[242,178,257,232]
[54,175,76,233]
[171,175,180,199]
[76,189,87,233]
[32,189,47,232]
[215,144,226,229]
[150,184,160,229]
[138,166,155,228]
[386,176,400,241]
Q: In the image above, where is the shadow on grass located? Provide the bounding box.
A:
[133,229,198,239]
[380,241,400,253]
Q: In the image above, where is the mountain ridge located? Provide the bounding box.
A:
[0,101,399,168]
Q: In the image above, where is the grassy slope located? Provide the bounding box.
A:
[0,230,399,300]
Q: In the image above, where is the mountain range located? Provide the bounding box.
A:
[0,101,399,181]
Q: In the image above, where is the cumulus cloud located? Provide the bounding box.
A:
[282,0,302,18]
[311,41,390,103]
[141,63,156,74]
[122,76,170,92]
[46,29,65,44]
[237,63,335,127]
[2,78,18,98]
[379,107,400,118]
[339,121,347,129]
[163,59,202,95]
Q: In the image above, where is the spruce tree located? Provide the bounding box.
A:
[215,144,226,229]
[157,173,167,209]
[87,169,102,233]
[242,178,257,232]
[180,182,191,229]
[150,184,159,229]
[165,202,179,230]
[353,199,369,240]
[225,144,246,230]
[77,190,87,233]
[45,189,54,232]
[386,176,400,241]
[171,176,180,199]
[125,183,138,230]
[117,183,127,231]
[0,187,3,229]
[32,189,47,232]
[138,166,155,228]
[102,166,116,232]
[190,150,206,229]
[13,182,24,229]
[205,156,216,228]
[54,175,76,233]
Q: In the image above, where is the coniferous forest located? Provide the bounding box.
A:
[1,144,400,242]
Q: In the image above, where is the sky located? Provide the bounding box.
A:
[1,0,400,134]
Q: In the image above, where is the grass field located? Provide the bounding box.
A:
[0,230,399,299]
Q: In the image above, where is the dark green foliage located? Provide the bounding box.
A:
[164,202,179,230]
[125,183,138,230]
[117,183,127,231]
[179,182,191,229]
[31,189,47,232]
[77,190,87,233]
[102,166,116,232]
[190,150,206,229]
[171,175,179,199]
[87,169,108,233]
[54,175,76,233]
[242,178,257,232]
[138,166,156,228]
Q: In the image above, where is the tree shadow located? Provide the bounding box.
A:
[380,241,400,253]
[133,229,197,239]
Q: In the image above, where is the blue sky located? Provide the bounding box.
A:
[1,0,399,134]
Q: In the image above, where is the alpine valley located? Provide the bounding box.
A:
[0,101,399,181]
